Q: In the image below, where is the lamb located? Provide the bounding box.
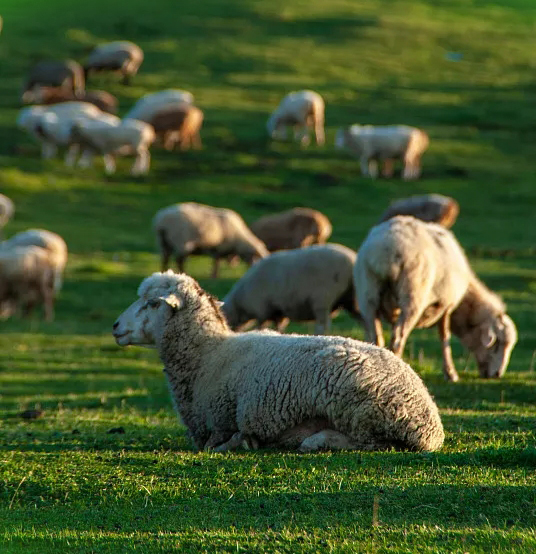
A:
[222,243,360,334]
[113,271,444,452]
[379,194,459,229]
[0,245,56,321]
[250,207,332,252]
[84,41,144,84]
[353,216,517,382]
[22,60,85,97]
[70,116,156,175]
[335,125,429,180]
[145,103,204,150]
[22,85,118,114]
[267,90,325,146]
[0,194,14,237]
[124,89,194,121]
[153,203,269,278]
[1,229,68,293]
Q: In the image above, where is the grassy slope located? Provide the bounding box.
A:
[0,0,535,551]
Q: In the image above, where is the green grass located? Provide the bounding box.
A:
[1,0,536,551]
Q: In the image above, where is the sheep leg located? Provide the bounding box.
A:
[390,304,422,358]
[314,117,325,146]
[275,317,290,333]
[381,158,395,178]
[359,292,385,347]
[437,312,460,382]
[103,154,116,175]
[211,258,221,279]
[314,308,331,335]
[298,430,358,452]
[368,159,379,178]
[41,142,57,159]
[212,432,260,452]
[359,156,371,177]
[403,157,420,180]
[175,255,186,274]
[64,144,79,167]
[77,149,94,169]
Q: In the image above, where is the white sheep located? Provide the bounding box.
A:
[124,89,194,122]
[1,229,68,293]
[113,271,445,452]
[70,116,156,175]
[354,216,518,382]
[84,41,144,84]
[267,90,325,146]
[222,243,360,334]
[335,125,429,180]
[0,245,56,321]
[379,194,459,229]
[153,202,269,278]
[0,194,14,237]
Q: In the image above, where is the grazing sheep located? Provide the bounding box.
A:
[70,116,155,175]
[113,271,444,452]
[22,60,85,98]
[222,243,360,334]
[22,85,118,114]
[84,41,144,84]
[124,89,194,122]
[153,203,269,278]
[250,207,332,252]
[379,194,459,229]
[147,103,203,150]
[1,229,68,293]
[267,90,325,146]
[0,194,14,237]
[354,216,517,381]
[0,245,56,321]
[335,125,429,180]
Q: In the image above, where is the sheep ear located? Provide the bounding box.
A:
[481,327,496,348]
[159,294,182,311]
[216,300,224,308]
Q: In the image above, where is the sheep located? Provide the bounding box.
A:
[22,60,85,98]
[84,41,144,84]
[267,90,325,146]
[222,243,360,334]
[70,116,156,175]
[353,216,518,382]
[124,89,194,122]
[112,271,444,452]
[145,103,204,150]
[335,125,429,180]
[250,207,332,252]
[1,229,68,293]
[153,202,269,278]
[0,194,14,237]
[0,245,56,321]
[379,194,459,229]
[22,85,118,114]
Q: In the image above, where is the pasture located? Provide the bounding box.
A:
[1,0,535,551]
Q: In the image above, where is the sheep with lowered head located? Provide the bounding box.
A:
[335,124,429,180]
[124,89,194,122]
[354,216,517,382]
[22,60,85,98]
[267,90,325,146]
[222,243,360,334]
[146,103,204,151]
[153,202,269,278]
[113,271,444,452]
[379,194,459,229]
[84,41,144,84]
[250,207,332,252]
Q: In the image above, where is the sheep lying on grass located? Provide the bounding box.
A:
[335,125,429,180]
[113,271,444,452]
[222,243,360,334]
[22,85,118,114]
[267,90,325,146]
[354,216,517,381]
[22,60,85,98]
[379,194,459,228]
[84,41,144,84]
[153,202,269,278]
[250,207,332,252]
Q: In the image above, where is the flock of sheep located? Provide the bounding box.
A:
[5,35,519,454]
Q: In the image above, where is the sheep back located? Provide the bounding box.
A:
[23,60,85,96]
[379,194,459,228]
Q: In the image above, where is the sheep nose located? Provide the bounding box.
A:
[112,321,119,330]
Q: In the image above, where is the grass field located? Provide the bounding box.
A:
[1,0,536,551]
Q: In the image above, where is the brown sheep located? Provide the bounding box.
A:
[22,60,85,98]
[148,104,204,150]
[250,207,333,252]
[21,85,118,114]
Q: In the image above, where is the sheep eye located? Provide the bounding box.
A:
[147,299,160,308]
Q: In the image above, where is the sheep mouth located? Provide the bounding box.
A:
[113,331,131,345]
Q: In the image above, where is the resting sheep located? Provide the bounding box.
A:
[0,245,56,321]
[379,194,459,229]
[146,103,204,150]
[267,90,325,146]
[1,229,68,293]
[153,202,269,278]
[222,243,360,334]
[124,89,194,122]
[84,41,144,84]
[113,271,444,452]
[335,125,429,180]
[354,216,517,381]
[0,194,14,237]
[250,207,332,252]
[22,60,85,98]
[22,85,118,114]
